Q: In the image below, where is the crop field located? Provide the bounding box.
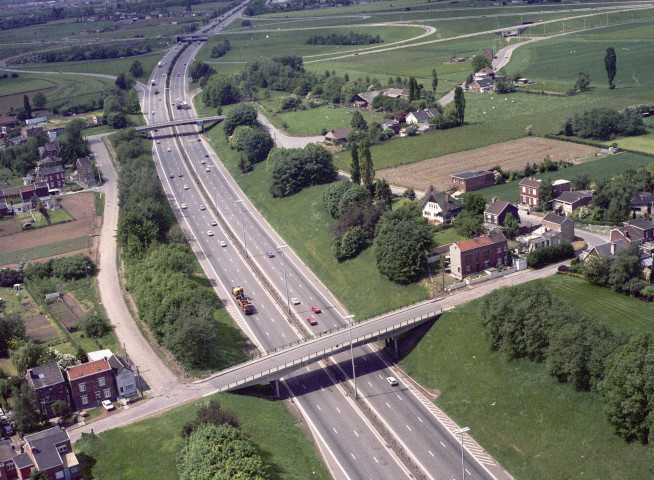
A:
[475,151,654,203]
[399,285,651,480]
[0,287,62,344]
[0,20,113,44]
[378,137,599,192]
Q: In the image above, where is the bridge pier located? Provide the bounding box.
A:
[271,379,280,398]
[384,337,399,358]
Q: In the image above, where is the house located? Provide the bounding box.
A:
[630,191,654,217]
[40,165,66,190]
[484,199,519,226]
[0,439,19,480]
[468,77,495,93]
[0,197,12,217]
[541,213,575,243]
[20,182,50,211]
[20,126,43,139]
[585,239,629,259]
[451,170,494,193]
[610,218,654,246]
[76,157,95,184]
[37,156,63,172]
[380,120,400,133]
[352,88,409,109]
[66,359,117,410]
[519,178,541,207]
[475,67,495,78]
[25,363,69,418]
[5,427,81,480]
[405,108,441,126]
[421,187,461,224]
[551,190,593,216]
[449,231,508,279]
[324,127,352,145]
[88,350,137,398]
[552,179,572,196]
[38,142,60,159]
[4,137,27,148]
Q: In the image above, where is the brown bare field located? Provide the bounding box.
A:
[24,313,61,343]
[377,137,600,192]
[0,192,99,255]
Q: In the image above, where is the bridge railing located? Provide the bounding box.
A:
[217,309,441,392]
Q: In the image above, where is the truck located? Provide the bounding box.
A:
[176,100,191,110]
[232,286,254,314]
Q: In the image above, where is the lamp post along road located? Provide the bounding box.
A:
[343,314,357,399]
[235,199,247,258]
[454,426,470,480]
[278,244,290,314]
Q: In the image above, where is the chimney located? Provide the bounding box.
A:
[610,242,616,255]
[491,197,497,204]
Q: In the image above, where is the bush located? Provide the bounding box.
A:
[77,312,111,338]
[332,226,366,262]
[526,243,575,268]
[268,144,337,198]
[223,104,259,136]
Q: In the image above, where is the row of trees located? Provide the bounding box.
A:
[481,281,654,443]
[25,42,152,64]
[268,144,337,197]
[581,243,653,296]
[306,32,382,45]
[223,104,274,172]
[560,107,645,141]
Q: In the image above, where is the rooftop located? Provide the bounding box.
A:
[66,359,111,380]
[452,170,493,180]
[26,362,65,390]
[542,213,572,225]
[484,200,515,215]
[519,178,541,188]
[455,232,507,251]
[554,190,592,204]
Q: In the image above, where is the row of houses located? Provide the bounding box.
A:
[25,349,137,418]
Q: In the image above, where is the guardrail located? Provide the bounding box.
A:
[215,309,441,391]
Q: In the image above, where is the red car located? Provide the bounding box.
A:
[307,316,317,326]
[311,306,321,314]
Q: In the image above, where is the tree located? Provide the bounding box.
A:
[332,226,367,262]
[222,104,259,136]
[180,399,239,438]
[12,383,44,433]
[605,47,617,89]
[374,178,392,209]
[599,333,654,443]
[453,86,465,125]
[11,341,47,375]
[32,92,47,110]
[29,470,50,480]
[230,126,274,166]
[571,173,591,191]
[574,71,591,91]
[168,317,218,368]
[59,118,90,163]
[583,255,612,286]
[471,54,492,72]
[454,211,484,238]
[608,243,642,292]
[431,68,438,92]
[268,145,336,198]
[350,110,367,130]
[0,313,26,357]
[538,178,555,207]
[350,142,360,185]
[461,193,487,215]
[374,204,433,284]
[359,140,374,192]
[114,73,133,90]
[76,346,89,363]
[52,399,72,420]
[403,187,416,201]
[202,74,239,107]
[77,312,111,338]
[501,213,520,239]
[129,60,143,78]
[23,95,32,119]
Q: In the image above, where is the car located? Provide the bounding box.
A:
[201,159,206,164]
[207,230,214,236]
[151,111,155,115]
[2,424,14,438]
[169,173,175,178]
[154,128,158,132]
[204,153,209,157]
[386,377,398,386]
[291,298,300,305]
[167,147,171,152]
[183,185,189,190]
[181,203,187,209]
[307,316,317,326]
[266,251,275,258]
[211,220,217,226]
[178,172,183,177]
[197,138,201,142]
[101,400,115,411]
[205,167,211,172]
[220,240,227,247]
[156,140,161,144]
[200,205,206,210]
[311,306,321,314]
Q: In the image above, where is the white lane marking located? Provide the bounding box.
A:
[316,404,321,411]
[440,442,446,448]
[429,450,434,457]
[466,469,471,476]
[417,417,423,423]
[333,427,338,434]
[353,430,359,437]
[406,425,412,432]
[367,381,373,387]
[396,394,402,400]
[336,407,341,413]
[385,402,391,408]
[373,456,379,464]
[350,452,356,460]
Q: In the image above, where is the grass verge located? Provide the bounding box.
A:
[94,192,105,217]
[74,392,331,480]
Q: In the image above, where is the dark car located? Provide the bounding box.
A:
[266,251,275,258]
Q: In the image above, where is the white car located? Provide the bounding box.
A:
[207,230,214,236]
[101,400,115,411]
[205,167,211,172]
[167,147,171,152]
[199,205,206,211]
[181,203,187,209]
[291,298,300,305]
[386,377,398,386]
[151,111,155,115]
[220,241,227,247]
[156,140,161,144]
[201,159,206,164]
[183,185,189,190]
[211,220,217,226]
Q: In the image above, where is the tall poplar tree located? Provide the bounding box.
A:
[359,140,374,192]
[350,142,361,185]
[453,86,465,125]
[23,95,32,119]
[604,46,617,89]
[431,69,438,92]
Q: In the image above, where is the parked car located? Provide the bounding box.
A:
[307,316,317,326]
[311,306,321,314]
[183,185,189,190]
[101,400,115,411]
[181,203,187,209]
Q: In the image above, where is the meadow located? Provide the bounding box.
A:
[0,236,90,267]
[75,392,330,480]
[399,274,653,480]
[474,151,654,203]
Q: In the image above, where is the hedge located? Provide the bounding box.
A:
[527,242,575,269]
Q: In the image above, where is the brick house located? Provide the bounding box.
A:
[20,126,43,139]
[40,165,65,190]
[541,213,575,243]
[66,359,117,410]
[76,157,95,184]
[449,231,508,279]
[38,142,60,159]
[4,427,81,480]
[20,182,50,211]
[451,170,494,193]
[630,191,654,217]
[25,363,69,418]
[468,77,495,93]
[551,191,593,216]
[421,187,461,224]
[610,218,654,246]
[88,350,138,398]
[484,199,519,226]
[519,178,541,207]
[36,157,63,172]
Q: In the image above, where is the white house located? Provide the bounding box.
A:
[421,186,462,224]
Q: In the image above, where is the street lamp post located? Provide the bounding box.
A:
[343,314,356,399]
[278,244,290,314]
[454,427,470,480]
[235,199,247,258]
[326,115,331,131]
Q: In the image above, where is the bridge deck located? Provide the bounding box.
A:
[135,115,225,131]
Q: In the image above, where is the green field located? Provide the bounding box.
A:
[400,275,652,480]
[75,392,330,480]
[204,116,428,320]
[474,151,654,203]
[433,227,465,246]
[0,236,89,267]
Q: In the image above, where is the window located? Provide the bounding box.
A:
[7,462,15,470]
[521,186,526,193]
[79,383,86,392]
[81,395,88,405]
[95,391,101,400]
[57,445,68,454]
[475,252,479,259]
[483,249,489,257]
[55,471,64,479]
[104,388,111,398]
[465,265,471,273]
[464,254,471,261]
[497,247,502,254]
[98,377,105,387]
[125,384,134,393]
[483,260,490,268]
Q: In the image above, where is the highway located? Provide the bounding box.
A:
[141,9,508,480]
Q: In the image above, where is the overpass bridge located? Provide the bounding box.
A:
[135,115,225,132]
[199,306,443,394]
